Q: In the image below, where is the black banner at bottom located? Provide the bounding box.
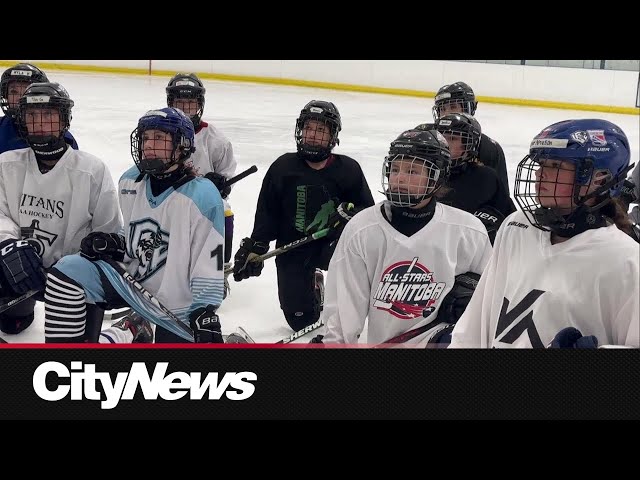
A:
[0,347,638,420]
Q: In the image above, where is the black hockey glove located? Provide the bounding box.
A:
[80,232,126,261]
[473,205,505,245]
[233,237,269,282]
[205,172,232,199]
[436,272,481,324]
[0,239,46,295]
[548,327,598,349]
[619,178,637,211]
[323,201,362,241]
[189,305,223,343]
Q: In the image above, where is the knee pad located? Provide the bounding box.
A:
[0,311,35,334]
[284,310,320,332]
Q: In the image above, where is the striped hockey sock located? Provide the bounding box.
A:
[44,269,87,343]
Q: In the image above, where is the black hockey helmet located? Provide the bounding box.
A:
[435,112,482,169]
[1,63,49,119]
[382,128,451,207]
[166,73,206,128]
[17,82,74,151]
[432,81,478,121]
[295,100,341,163]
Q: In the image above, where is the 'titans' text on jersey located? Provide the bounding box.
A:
[0,147,122,267]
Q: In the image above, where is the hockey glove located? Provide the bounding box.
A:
[205,172,232,199]
[436,272,481,324]
[80,232,126,261]
[619,178,637,211]
[324,201,361,241]
[0,239,46,295]
[189,305,223,343]
[473,205,505,245]
[233,237,269,282]
[548,327,598,349]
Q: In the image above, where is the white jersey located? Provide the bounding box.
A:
[188,122,237,213]
[450,210,640,348]
[0,147,122,268]
[116,166,225,322]
[321,201,493,346]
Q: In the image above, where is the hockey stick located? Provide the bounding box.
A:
[97,256,194,341]
[255,228,330,263]
[219,165,258,189]
[226,228,331,277]
[373,318,447,348]
[0,289,40,315]
[276,319,324,344]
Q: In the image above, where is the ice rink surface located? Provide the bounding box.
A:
[1,70,638,344]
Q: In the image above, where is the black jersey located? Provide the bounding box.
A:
[250,153,375,247]
[441,163,516,218]
[478,133,509,193]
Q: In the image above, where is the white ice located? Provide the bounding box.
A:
[1,70,638,344]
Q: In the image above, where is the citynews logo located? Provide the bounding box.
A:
[32,361,257,410]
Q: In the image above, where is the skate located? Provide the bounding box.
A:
[111,313,154,343]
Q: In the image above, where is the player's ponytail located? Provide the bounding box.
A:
[601,198,633,235]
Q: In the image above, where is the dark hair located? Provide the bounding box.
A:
[601,197,633,235]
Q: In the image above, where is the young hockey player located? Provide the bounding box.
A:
[318,128,493,346]
[42,107,226,344]
[166,73,237,295]
[233,100,375,332]
[433,113,516,244]
[0,82,121,336]
[450,119,639,348]
[1,63,78,154]
[431,81,509,191]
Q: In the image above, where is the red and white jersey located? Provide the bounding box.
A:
[321,201,492,346]
[450,210,640,348]
[0,147,122,268]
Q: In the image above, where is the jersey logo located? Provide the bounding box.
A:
[372,257,447,320]
[494,290,546,347]
[127,219,170,282]
[20,219,58,257]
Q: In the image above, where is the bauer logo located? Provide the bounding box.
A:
[32,361,257,410]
